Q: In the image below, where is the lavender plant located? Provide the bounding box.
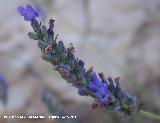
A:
[17,4,160,121]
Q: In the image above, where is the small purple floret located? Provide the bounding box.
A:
[17,4,39,21]
[72,73,112,105]
[88,73,111,105]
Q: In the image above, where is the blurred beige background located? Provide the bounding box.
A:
[0,0,160,123]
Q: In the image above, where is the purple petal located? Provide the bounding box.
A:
[26,4,39,17]
[26,4,34,11]
[88,82,98,90]
[35,11,39,17]
[100,97,108,105]
[94,92,101,99]
[17,6,26,16]
[99,88,106,95]
[28,12,35,19]
[91,73,102,85]
[91,73,98,81]
[18,4,39,21]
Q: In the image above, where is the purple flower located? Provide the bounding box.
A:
[88,73,112,105]
[72,73,112,105]
[17,4,39,21]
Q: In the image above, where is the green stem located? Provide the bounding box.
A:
[139,110,160,121]
[122,103,160,121]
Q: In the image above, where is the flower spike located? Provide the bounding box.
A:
[17,4,160,121]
